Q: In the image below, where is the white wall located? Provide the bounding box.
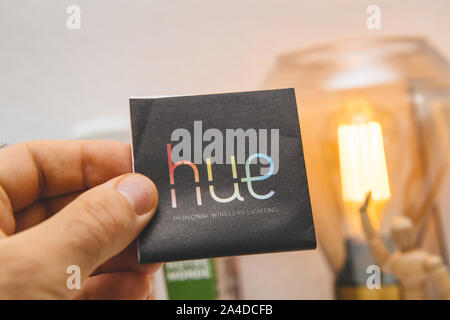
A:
[1,0,449,299]
[1,0,449,145]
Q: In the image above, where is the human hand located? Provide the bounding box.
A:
[0,140,160,299]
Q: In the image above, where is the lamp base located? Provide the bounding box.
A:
[337,284,400,300]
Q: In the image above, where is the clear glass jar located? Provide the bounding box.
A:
[265,37,450,299]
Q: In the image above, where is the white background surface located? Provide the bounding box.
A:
[1,0,449,299]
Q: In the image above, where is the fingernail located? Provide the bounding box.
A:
[115,174,158,215]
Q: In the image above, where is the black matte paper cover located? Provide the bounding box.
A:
[131,88,316,263]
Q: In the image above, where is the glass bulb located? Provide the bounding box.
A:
[337,121,391,203]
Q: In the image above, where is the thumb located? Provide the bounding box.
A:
[50,173,158,272]
[3,173,158,295]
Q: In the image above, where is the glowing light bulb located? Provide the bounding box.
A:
[337,120,391,233]
[338,121,391,202]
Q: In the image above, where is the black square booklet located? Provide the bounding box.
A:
[130,88,316,263]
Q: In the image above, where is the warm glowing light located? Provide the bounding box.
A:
[337,121,391,204]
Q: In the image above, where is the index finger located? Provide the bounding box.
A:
[0,140,132,212]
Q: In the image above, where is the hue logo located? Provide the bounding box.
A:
[167,121,279,208]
